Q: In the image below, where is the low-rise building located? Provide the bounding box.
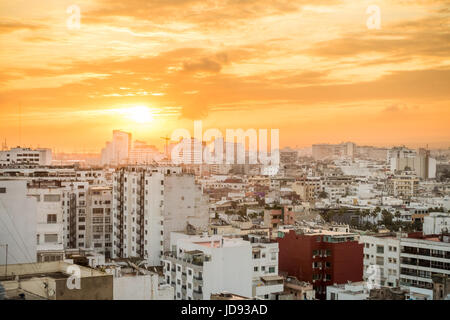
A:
[162,233,253,300]
[283,276,315,300]
[0,261,113,300]
[326,281,368,300]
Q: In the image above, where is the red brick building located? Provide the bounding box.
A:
[277,229,363,299]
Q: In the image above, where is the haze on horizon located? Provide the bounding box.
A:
[0,0,449,153]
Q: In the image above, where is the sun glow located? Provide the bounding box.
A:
[125,106,154,123]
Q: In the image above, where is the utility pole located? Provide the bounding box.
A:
[0,244,7,279]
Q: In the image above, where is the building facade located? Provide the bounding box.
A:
[277,229,363,299]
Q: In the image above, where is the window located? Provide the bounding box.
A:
[47,214,57,224]
[79,217,85,222]
[30,195,40,202]
[44,234,58,243]
[93,217,103,224]
[78,225,85,231]
[376,256,384,265]
[0,187,6,193]
[254,267,258,272]
[269,267,275,273]
[44,194,60,202]
[93,208,104,214]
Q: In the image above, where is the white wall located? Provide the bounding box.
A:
[0,180,37,264]
[423,213,450,235]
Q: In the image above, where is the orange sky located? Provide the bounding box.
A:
[0,0,449,153]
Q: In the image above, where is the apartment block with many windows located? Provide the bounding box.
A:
[359,233,401,287]
[399,232,450,299]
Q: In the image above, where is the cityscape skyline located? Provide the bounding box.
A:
[0,126,449,156]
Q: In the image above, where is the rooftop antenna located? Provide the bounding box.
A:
[160,135,170,159]
[18,103,22,147]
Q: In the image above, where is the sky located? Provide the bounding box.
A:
[0,0,449,153]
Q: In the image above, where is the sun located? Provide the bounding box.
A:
[125,106,154,124]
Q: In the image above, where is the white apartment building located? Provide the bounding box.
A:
[0,170,114,263]
[0,166,113,187]
[61,181,89,250]
[27,181,68,262]
[162,233,253,300]
[423,212,450,235]
[0,180,37,265]
[0,147,52,167]
[323,186,347,202]
[112,166,209,266]
[400,235,450,299]
[359,234,401,287]
[86,186,113,258]
[248,234,283,299]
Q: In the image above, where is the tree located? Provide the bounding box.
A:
[381,210,394,227]
[318,191,328,199]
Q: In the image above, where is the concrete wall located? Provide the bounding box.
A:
[0,180,37,264]
[114,275,152,300]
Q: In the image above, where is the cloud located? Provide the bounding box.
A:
[0,20,44,34]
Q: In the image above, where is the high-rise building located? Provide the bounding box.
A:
[112,166,209,265]
[312,142,355,161]
[101,130,132,166]
[390,148,436,179]
[0,180,37,265]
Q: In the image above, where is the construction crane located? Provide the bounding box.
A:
[161,135,170,159]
